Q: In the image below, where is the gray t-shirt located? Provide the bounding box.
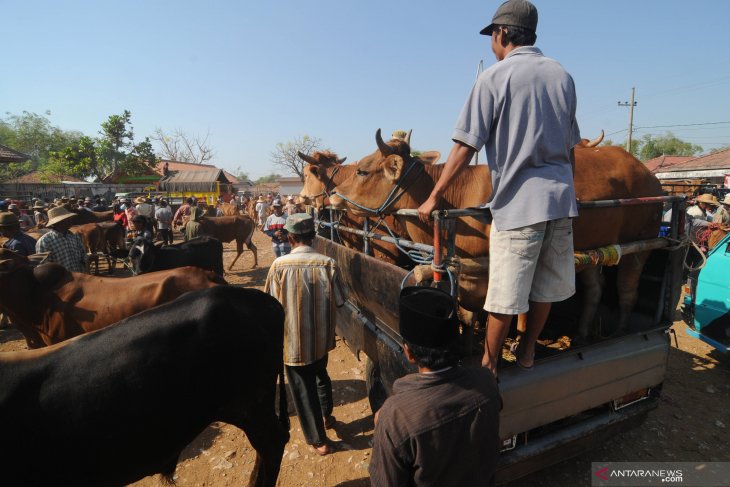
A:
[453,46,581,231]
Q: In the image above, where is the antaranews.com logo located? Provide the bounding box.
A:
[591,462,730,486]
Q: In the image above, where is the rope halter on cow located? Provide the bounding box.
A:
[331,158,424,217]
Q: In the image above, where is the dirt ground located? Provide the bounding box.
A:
[1,229,728,486]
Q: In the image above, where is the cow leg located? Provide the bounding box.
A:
[221,400,287,487]
[228,240,245,271]
[615,251,651,333]
[576,266,604,341]
[246,239,258,267]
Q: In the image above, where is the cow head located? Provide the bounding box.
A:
[298,151,347,208]
[329,129,438,216]
[128,238,154,275]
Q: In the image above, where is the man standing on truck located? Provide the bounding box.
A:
[369,287,501,486]
[417,0,581,375]
[264,213,347,456]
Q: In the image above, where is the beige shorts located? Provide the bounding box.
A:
[484,218,575,315]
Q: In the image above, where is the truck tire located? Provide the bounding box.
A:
[365,357,387,414]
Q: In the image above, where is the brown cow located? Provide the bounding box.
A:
[298,150,435,267]
[330,129,662,337]
[217,202,241,216]
[69,221,125,274]
[68,208,114,224]
[198,215,258,269]
[0,248,225,348]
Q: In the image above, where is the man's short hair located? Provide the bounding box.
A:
[497,24,536,46]
[289,231,316,243]
[404,340,459,370]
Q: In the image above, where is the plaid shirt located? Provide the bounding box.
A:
[264,245,347,366]
[35,230,87,273]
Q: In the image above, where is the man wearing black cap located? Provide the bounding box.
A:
[418,0,580,375]
[369,287,501,486]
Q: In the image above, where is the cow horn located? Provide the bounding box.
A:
[337,157,347,164]
[404,129,412,146]
[584,130,604,148]
[376,129,395,156]
[297,151,319,165]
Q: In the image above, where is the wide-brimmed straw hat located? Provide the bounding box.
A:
[257,196,265,202]
[695,193,719,206]
[134,196,147,204]
[46,206,77,227]
[32,202,46,210]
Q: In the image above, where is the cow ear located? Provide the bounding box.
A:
[417,150,441,165]
[33,263,68,289]
[382,156,405,182]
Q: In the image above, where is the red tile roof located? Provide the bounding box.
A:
[643,155,694,173]
[5,171,85,184]
[656,148,730,173]
[155,159,239,184]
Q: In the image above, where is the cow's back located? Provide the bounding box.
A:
[573,146,662,250]
[0,286,284,486]
[33,266,224,346]
[201,215,255,243]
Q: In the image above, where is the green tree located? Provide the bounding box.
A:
[637,132,703,160]
[256,173,281,184]
[709,145,730,154]
[50,110,157,180]
[45,135,98,180]
[232,166,250,182]
[0,111,82,181]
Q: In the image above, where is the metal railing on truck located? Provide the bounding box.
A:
[315,195,687,286]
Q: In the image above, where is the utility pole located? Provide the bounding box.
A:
[618,87,637,153]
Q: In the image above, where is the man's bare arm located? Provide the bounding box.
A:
[417,141,476,222]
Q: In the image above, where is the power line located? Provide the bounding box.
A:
[634,121,730,130]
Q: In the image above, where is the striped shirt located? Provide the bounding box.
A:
[264,245,347,366]
[35,230,87,273]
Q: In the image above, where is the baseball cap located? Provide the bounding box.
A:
[480,0,538,36]
[284,213,315,235]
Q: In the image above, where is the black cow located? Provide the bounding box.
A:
[0,286,289,487]
[128,235,225,276]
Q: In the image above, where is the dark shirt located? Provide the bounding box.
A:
[369,366,501,487]
[3,231,37,257]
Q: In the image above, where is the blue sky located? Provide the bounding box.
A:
[3,0,730,179]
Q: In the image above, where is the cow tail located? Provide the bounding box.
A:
[278,365,290,432]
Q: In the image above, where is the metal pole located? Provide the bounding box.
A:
[363,217,370,256]
[618,87,637,153]
[433,215,442,283]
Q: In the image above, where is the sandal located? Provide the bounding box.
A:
[510,341,534,371]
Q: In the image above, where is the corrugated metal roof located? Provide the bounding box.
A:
[158,169,227,192]
[155,159,240,184]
